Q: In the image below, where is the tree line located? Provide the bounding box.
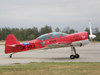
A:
[0,25,100,41]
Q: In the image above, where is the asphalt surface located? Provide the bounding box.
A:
[0,43,100,65]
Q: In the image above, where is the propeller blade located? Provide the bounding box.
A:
[88,21,96,42]
[89,21,93,35]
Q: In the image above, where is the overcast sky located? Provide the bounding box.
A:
[0,0,100,32]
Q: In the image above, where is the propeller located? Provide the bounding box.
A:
[89,21,96,43]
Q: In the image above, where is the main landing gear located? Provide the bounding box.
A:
[70,45,80,59]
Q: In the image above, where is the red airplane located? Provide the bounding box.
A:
[5,22,96,59]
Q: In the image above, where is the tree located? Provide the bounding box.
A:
[1,28,6,40]
[62,26,77,34]
[94,27,99,34]
[85,28,90,34]
[62,26,70,33]
[27,34,35,40]
[0,29,1,40]
[32,27,39,38]
[20,28,27,40]
[93,27,100,41]
[55,27,60,32]
[39,25,52,35]
[44,25,52,33]
[18,34,23,41]
[70,29,75,34]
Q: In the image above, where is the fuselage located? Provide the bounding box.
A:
[5,32,90,54]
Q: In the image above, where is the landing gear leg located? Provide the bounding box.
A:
[70,45,75,59]
[73,47,80,58]
[70,45,80,59]
[9,53,14,58]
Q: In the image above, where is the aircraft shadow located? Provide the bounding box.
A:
[4,57,70,60]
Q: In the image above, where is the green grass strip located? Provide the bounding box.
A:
[0,62,100,75]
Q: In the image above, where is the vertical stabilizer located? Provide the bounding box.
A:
[5,34,20,54]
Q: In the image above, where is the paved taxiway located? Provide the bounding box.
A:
[0,43,100,65]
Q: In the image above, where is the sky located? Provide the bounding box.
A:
[0,0,100,32]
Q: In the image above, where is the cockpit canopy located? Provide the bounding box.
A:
[37,32,67,41]
[49,32,61,38]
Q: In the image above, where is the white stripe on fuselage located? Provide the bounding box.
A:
[71,39,90,47]
[45,39,90,49]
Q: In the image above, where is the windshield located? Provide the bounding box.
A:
[61,33,67,37]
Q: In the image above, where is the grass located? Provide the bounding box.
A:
[0,62,100,75]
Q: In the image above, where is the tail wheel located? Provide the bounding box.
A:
[70,55,75,59]
[9,54,12,58]
[75,54,80,58]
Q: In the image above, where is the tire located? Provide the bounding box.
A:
[75,54,80,58]
[70,55,75,59]
[9,54,12,58]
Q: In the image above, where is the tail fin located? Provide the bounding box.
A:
[5,34,20,54]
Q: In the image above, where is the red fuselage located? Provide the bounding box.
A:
[5,32,89,54]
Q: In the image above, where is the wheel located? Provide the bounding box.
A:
[9,54,12,58]
[70,55,75,59]
[75,54,80,58]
